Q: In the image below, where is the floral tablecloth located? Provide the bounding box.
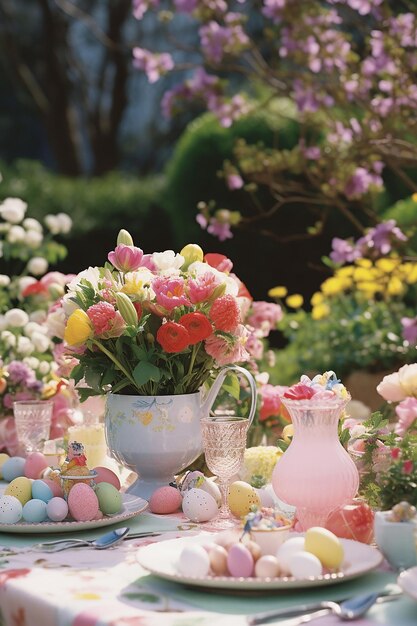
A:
[0,506,416,626]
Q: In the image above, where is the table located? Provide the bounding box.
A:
[0,497,416,625]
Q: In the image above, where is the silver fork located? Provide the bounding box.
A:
[247,590,402,625]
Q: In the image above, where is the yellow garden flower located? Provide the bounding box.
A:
[356,281,383,295]
[268,285,288,298]
[387,277,405,296]
[286,294,304,308]
[412,192,417,202]
[310,291,324,306]
[402,262,417,284]
[64,309,93,346]
[355,258,373,268]
[312,303,330,320]
[180,243,204,269]
[353,267,378,283]
[335,266,354,278]
[375,258,400,273]
[320,277,348,296]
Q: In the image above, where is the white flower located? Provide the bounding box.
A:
[0,242,3,258]
[31,331,50,353]
[46,308,66,339]
[67,267,102,293]
[38,361,50,375]
[1,331,16,347]
[44,214,60,234]
[255,372,269,385]
[16,336,34,355]
[23,218,42,233]
[27,257,48,276]
[61,293,80,316]
[188,261,239,296]
[24,356,40,370]
[153,250,184,273]
[0,274,10,287]
[57,212,72,234]
[7,225,25,243]
[0,315,8,331]
[349,424,367,439]
[124,269,156,301]
[0,197,27,223]
[4,308,29,327]
[29,310,47,324]
[24,321,47,338]
[17,276,37,296]
[25,230,43,248]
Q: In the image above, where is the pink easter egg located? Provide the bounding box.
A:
[68,483,99,522]
[227,543,254,577]
[93,466,121,490]
[93,509,104,520]
[149,486,182,514]
[42,478,64,498]
[24,452,49,480]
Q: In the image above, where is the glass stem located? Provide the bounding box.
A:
[217,480,230,519]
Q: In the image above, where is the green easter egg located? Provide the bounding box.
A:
[95,482,122,515]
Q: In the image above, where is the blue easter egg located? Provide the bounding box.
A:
[31,480,53,503]
[2,457,26,482]
[22,499,48,523]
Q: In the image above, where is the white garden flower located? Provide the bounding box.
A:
[23,356,40,370]
[7,225,25,243]
[17,276,37,295]
[56,212,72,234]
[4,308,29,327]
[16,336,34,355]
[46,308,66,339]
[24,321,47,338]
[44,214,60,234]
[25,230,43,248]
[152,250,184,274]
[0,197,27,223]
[0,315,8,331]
[1,331,16,347]
[29,310,47,324]
[0,242,3,258]
[27,256,48,276]
[0,274,10,287]
[31,331,51,353]
[38,361,50,375]
[23,218,43,233]
[67,267,102,296]
[61,294,80,316]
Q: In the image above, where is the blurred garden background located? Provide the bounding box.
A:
[1,0,417,395]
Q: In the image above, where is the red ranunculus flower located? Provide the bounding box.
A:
[209,295,240,332]
[179,312,213,345]
[156,321,190,353]
[284,384,317,400]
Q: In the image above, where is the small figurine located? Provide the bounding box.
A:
[60,442,94,499]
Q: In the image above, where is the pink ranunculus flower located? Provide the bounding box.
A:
[205,324,250,366]
[245,331,264,360]
[376,370,406,402]
[152,277,191,310]
[259,384,289,421]
[187,271,221,304]
[108,244,144,272]
[284,383,318,400]
[247,301,283,337]
[86,302,126,339]
[395,397,417,436]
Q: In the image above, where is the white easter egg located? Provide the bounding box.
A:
[0,495,23,524]
[178,544,210,577]
[254,555,281,578]
[276,536,305,575]
[182,488,218,522]
[288,551,323,579]
[200,478,221,507]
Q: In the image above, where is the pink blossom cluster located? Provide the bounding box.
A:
[377,364,417,436]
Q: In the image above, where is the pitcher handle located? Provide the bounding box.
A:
[201,365,257,426]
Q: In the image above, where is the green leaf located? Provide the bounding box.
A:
[78,388,101,402]
[132,361,161,387]
[101,367,116,387]
[70,364,84,385]
[84,367,103,392]
[222,373,241,400]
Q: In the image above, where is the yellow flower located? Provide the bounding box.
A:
[282,424,294,443]
[286,294,304,308]
[122,269,154,298]
[268,285,288,298]
[402,262,417,284]
[180,243,204,270]
[320,277,348,296]
[353,267,377,282]
[310,291,323,306]
[355,258,373,268]
[375,258,400,273]
[312,303,330,320]
[64,309,93,346]
[387,277,405,296]
[241,446,282,483]
[335,266,354,278]
[356,281,382,295]
[412,193,417,202]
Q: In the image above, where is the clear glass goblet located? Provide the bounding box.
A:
[13,400,53,455]
[201,415,250,528]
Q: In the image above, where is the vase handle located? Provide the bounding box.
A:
[201,365,257,425]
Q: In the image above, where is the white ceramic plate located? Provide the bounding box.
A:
[398,567,417,601]
[137,534,383,591]
[0,493,148,533]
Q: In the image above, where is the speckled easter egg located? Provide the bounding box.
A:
[149,486,182,514]
[0,495,22,524]
[93,467,121,490]
[24,452,49,480]
[0,453,10,479]
[68,483,99,522]
[4,477,32,505]
[31,480,54,503]
[182,488,218,523]
[95,482,122,515]
[47,497,69,522]
[227,481,261,518]
[2,457,26,482]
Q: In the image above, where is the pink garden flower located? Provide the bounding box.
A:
[205,323,250,366]
[259,384,289,421]
[395,397,417,436]
[245,331,264,360]
[247,301,283,337]
[87,302,126,338]
[187,271,221,304]
[108,244,144,272]
[152,277,191,310]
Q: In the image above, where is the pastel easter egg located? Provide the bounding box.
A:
[24,452,49,480]
[2,457,26,482]
[227,543,254,577]
[227,481,261,518]
[68,483,99,522]
[22,499,48,523]
[208,544,229,575]
[255,555,281,578]
[304,527,344,569]
[95,482,122,515]
[276,537,305,575]
[182,488,218,523]
[93,466,121,491]
[31,480,54,503]
[41,477,64,498]
[200,478,221,507]
[0,495,23,524]
[178,544,210,577]
[0,453,10,478]
[180,471,221,506]
[288,551,323,579]
[46,497,69,522]
[149,486,182,514]
[4,476,32,505]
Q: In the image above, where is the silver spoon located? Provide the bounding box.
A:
[30,526,131,552]
[247,590,402,625]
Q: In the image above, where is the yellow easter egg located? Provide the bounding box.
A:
[5,476,32,506]
[304,526,344,570]
[227,481,261,518]
[282,424,294,443]
[0,453,10,479]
